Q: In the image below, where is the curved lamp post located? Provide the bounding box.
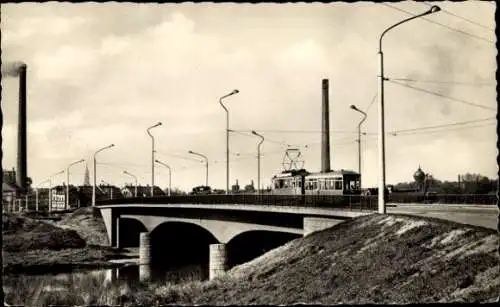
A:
[219,89,239,194]
[251,130,265,193]
[101,180,114,199]
[93,144,115,207]
[155,159,172,196]
[188,150,208,187]
[147,122,162,197]
[66,159,84,210]
[377,5,440,214]
[350,105,367,191]
[123,170,138,197]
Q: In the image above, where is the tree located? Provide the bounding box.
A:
[170,187,187,196]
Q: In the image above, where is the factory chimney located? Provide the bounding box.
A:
[321,78,331,173]
[16,64,28,191]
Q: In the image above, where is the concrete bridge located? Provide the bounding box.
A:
[97,196,374,280]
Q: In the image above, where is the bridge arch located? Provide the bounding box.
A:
[149,221,219,274]
[120,214,302,244]
[226,230,302,268]
[118,217,148,248]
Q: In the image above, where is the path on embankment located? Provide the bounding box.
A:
[387,203,498,229]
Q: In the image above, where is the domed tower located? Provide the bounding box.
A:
[413,165,426,192]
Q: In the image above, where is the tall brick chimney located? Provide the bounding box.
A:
[321,79,331,173]
[16,64,27,190]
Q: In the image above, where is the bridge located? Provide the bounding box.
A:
[96,194,497,280]
[96,194,376,280]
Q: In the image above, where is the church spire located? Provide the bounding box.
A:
[84,163,90,186]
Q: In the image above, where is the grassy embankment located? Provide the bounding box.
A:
[117,213,499,305]
[2,207,127,275]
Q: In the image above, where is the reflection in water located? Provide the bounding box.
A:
[3,263,205,306]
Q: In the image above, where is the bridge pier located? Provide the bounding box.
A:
[303,217,344,237]
[104,268,119,285]
[139,232,152,282]
[209,243,228,280]
[115,217,120,248]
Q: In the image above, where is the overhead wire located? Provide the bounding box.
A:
[229,129,304,148]
[360,119,495,140]
[387,79,497,111]
[389,117,496,134]
[388,78,496,87]
[381,3,495,44]
[423,1,495,32]
[156,151,203,163]
[389,123,495,136]
[230,129,358,134]
[365,93,378,113]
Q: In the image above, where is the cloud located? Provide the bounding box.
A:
[1,3,496,191]
[2,15,89,47]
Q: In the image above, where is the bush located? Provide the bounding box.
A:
[3,228,86,252]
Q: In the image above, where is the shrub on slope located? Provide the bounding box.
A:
[56,207,109,246]
[3,227,86,252]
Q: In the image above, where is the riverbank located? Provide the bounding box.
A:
[2,208,132,275]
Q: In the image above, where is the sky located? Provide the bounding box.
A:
[1,1,497,193]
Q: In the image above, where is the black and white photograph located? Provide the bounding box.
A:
[1,1,498,305]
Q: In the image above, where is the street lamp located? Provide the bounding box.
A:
[66,159,84,210]
[123,170,138,197]
[188,150,208,187]
[155,159,172,196]
[101,180,114,199]
[219,89,239,194]
[147,122,162,197]
[350,105,367,191]
[49,170,64,212]
[93,144,115,207]
[251,130,265,193]
[377,5,440,214]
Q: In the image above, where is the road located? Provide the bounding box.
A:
[387,203,499,230]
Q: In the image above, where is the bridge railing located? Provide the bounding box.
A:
[96,194,380,211]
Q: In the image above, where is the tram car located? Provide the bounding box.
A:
[271,169,361,196]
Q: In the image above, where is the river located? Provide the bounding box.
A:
[3,263,207,306]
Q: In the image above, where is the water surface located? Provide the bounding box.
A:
[3,263,206,306]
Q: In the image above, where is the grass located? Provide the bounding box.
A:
[51,207,110,246]
[3,269,130,306]
[3,263,207,306]
[117,214,499,305]
[2,209,123,275]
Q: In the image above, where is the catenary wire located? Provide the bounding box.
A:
[423,1,494,32]
[387,79,497,111]
[388,78,495,87]
[382,3,494,44]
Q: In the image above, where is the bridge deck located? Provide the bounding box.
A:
[97,203,374,218]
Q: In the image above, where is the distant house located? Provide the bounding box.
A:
[121,185,165,197]
[231,180,240,194]
[98,184,124,200]
[2,182,18,211]
[243,180,256,194]
[49,185,109,209]
[3,168,17,186]
[121,185,137,198]
[77,185,106,206]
